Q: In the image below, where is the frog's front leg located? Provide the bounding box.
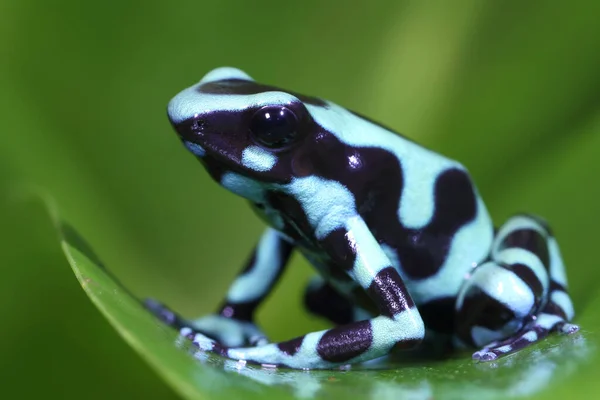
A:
[215,216,425,369]
[146,227,293,348]
[455,214,579,361]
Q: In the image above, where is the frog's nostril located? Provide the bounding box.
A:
[192,118,208,133]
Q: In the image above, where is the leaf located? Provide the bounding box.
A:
[38,192,600,400]
[35,202,286,400]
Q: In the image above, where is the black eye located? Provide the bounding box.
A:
[249,106,299,148]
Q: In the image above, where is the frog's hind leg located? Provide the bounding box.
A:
[455,214,578,361]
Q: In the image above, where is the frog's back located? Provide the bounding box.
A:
[307,101,495,306]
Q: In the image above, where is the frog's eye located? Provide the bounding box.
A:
[249,106,299,148]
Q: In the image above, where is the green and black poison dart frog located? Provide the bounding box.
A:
[145,67,579,370]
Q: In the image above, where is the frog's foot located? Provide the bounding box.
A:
[472,313,580,362]
[457,214,579,361]
[144,298,186,327]
[144,298,269,348]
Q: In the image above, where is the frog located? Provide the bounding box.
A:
[145,66,579,370]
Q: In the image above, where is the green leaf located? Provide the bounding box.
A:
[38,191,600,400]
[38,202,286,400]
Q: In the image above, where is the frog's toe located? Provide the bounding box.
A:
[144,298,207,341]
[144,298,181,327]
[472,349,498,362]
[558,322,580,335]
[191,314,269,348]
[248,334,269,347]
[144,299,271,348]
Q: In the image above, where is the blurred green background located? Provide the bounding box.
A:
[1,0,600,398]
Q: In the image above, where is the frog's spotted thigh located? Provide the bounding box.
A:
[145,67,578,369]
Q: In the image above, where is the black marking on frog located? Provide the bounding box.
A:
[367,267,415,318]
[509,263,545,306]
[418,297,456,334]
[498,228,550,268]
[316,320,373,363]
[199,79,329,108]
[455,288,518,347]
[277,336,305,357]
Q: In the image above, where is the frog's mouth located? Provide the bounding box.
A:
[179,139,228,181]
[180,138,240,166]
[172,116,286,183]
[182,141,206,157]
[179,138,260,182]
[172,117,243,166]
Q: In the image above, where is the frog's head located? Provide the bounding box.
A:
[167,67,335,185]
